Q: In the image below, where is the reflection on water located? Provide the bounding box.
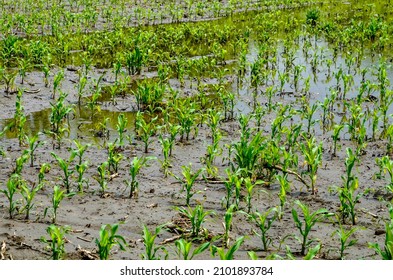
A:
[0,106,137,144]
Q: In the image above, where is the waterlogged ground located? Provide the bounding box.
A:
[1,0,393,260]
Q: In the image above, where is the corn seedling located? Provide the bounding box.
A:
[222,205,236,248]
[41,225,71,260]
[52,70,64,99]
[333,221,360,260]
[336,148,363,225]
[72,140,90,193]
[331,124,344,157]
[158,135,171,178]
[173,164,205,206]
[167,123,181,156]
[42,61,51,88]
[176,99,198,142]
[49,91,73,148]
[38,163,51,186]
[1,174,21,219]
[2,70,17,94]
[204,131,222,179]
[244,177,264,214]
[222,169,240,210]
[76,71,87,105]
[51,152,75,194]
[116,113,128,147]
[14,149,30,176]
[107,141,123,174]
[301,102,319,137]
[17,57,31,84]
[276,174,290,220]
[45,185,75,224]
[126,156,155,198]
[246,207,278,251]
[232,116,265,178]
[211,236,244,260]
[292,200,333,255]
[135,112,157,153]
[141,225,168,260]
[285,243,322,260]
[96,223,127,260]
[177,204,214,238]
[377,156,393,196]
[175,239,210,260]
[95,161,109,196]
[386,124,393,155]
[26,134,44,167]
[369,205,393,260]
[19,181,43,220]
[87,73,105,119]
[299,136,323,194]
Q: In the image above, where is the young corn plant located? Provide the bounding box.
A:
[41,225,71,260]
[386,124,393,155]
[276,174,290,220]
[19,181,43,220]
[177,205,214,238]
[222,205,236,248]
[335,148,363,225]
[52,70,64,99]
[331,124,344,157]
[158,135,171,178]
[51,152,75,194]
[42,61,51,88]
[244,177,264,214]
[45,185,75,224]
[246,207,278,251]
[141,225,168,260]
[204,131,222,179]
[135,112,157,153]
[1,174,21,219]
[76,71,87,105]
[299,136,323,194]
[96,223,127,260]
[126,156,155,198]
[17,57,31,84]
[2,70,17,94]
[176,99,198,142]
[211,236,244,260]
[173,164,205,206]
[38,163,51,186]
[175,239,210,260]
[167,123,181,156]
[377,156,393,196]
[301,102,319,137]
[86,73,105,119]
[369,205,393,260]
[14,149,30,176]
[292,200,333,255]
[95,162,109,196]
[333,221,360,260]
[107,141,123,174]
[116,113,128,148]
[26,133,45,167]
[232,122,265,179]
[72,140,90,193]
[49,91,73,149]
[222,169,236,210]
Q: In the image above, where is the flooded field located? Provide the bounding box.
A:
[1,0,393,260]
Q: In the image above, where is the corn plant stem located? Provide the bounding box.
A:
[263,164,311,191]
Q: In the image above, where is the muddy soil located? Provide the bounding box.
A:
[0,63,390,260]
